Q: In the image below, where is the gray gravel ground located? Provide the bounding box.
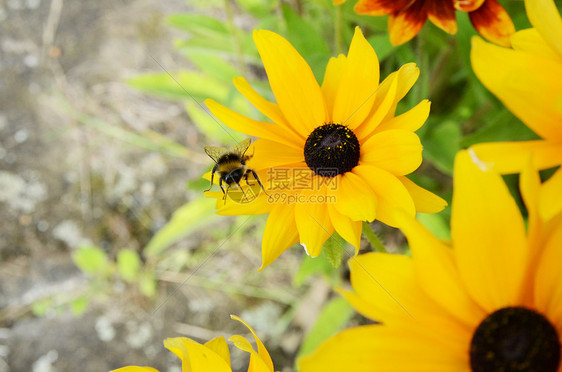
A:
[0,1,303,371]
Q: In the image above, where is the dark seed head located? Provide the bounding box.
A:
[303,123,360,177]
[470,306,560,372]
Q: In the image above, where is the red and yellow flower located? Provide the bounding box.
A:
[335,0,515,46]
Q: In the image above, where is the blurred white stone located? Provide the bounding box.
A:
[95,316,116,342]
[31,350,58,372]
[52,220,86,248]
[125,321,153,349]
[0,171,47,213]
[26,0,40,9]
[37,220,49,232]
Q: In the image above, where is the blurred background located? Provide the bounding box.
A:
[0,0,541,371]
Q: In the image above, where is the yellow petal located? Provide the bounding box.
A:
[253,30,327,136]
[230,315,274,372]
[248,139,305,171]
[539,168,562,222]
[353,165,415,227]
[321,54,347,120]
[348,253,457,325]
[360,129,422,176]
[398,176,448,213]
[355,63,420,138]
[299,324,470,372]
[204,337,230,366]
[534,224,562,326]
[374,99,431,133]
[228,336,271,372]
[163,337,232,372]
[471,36,562,142]
[333,171,377,222]
[211,192,272,215]
[354,72,398,139]
[518,160,544,304]
[295,195,334,257]
[510,29,561,61]
[452,150,528,312]
[333,27,380,129]
[111,367,160,372]
[205,99,302,149]
[525,0,562,58]
[470,140,562,174]
[327,204,362,254]
[395,211,485,327]
[260,203,299,269]
[232,76,291,129]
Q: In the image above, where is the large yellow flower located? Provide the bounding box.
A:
[205,27,446,269]
[299,150,562,372]
[112,315,274,372]
[471,0,562,174]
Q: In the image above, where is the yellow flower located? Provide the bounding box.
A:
[205,27,446,269]
[111,315,274,372]
[299,150,562,372]
[471,0,562,174]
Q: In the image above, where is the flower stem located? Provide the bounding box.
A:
[334,5,343,54]
[223,0,246,76]
[362,221,387,253]
[415,28,429,103]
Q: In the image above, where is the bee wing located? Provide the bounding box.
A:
[229,138,252,156]
[204,145,226,163]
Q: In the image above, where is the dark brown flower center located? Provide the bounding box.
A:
[303,123,360,177]
[470,307,560,372]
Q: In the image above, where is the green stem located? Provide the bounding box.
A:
[223,0,246,75]
[334,4,343,54]
[415,28,429,103]
[362,221,387,253]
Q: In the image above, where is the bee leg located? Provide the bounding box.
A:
[234,179,249,202]
[249,169,269,196]
[204,164,218,192]
[244,170,253,187]
[219,177,227,203]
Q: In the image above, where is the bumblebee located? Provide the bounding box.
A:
[204,138,267,202]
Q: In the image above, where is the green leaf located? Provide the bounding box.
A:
[144,197,220,257]
[139,271,157,298]
[127,71,228,102]
[322,232,345,269]
[32,299,51,317]
[282,4,331,81]
[460,109,538,147]
[70,296,89,316]
[293,253,335,287]
[185,101,244,144]
[367,34,394,62]
[167,14,229,38]
[72,245,111,277]
[416,212,451,240]
[117,249,141,282]
[422,120,461,175]
[297,297,354,358]
[187,52,239,82]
